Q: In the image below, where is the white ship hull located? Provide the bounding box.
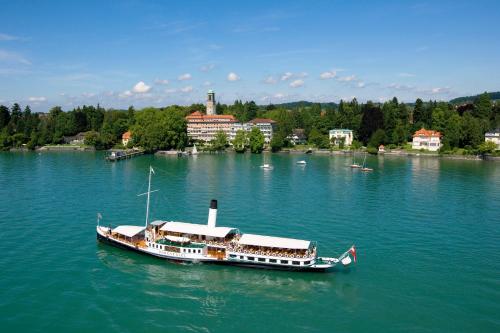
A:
[96,226,340,271]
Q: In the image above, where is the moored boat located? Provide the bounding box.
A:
[96,167,356,271]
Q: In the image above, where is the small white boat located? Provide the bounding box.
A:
[260,163,273,169]
[360,153,373,172]
[192,144,198,155]
[296,160,307,165]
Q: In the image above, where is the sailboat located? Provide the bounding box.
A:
[350,152,361,168]
[360,153,373,172]
[95,166,356,271]
[192,144,198,155]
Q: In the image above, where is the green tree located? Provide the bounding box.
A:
[232,129,247,153]
[0,105,11,129]
[359,102,384,144]
[474,92,492,119]
[308,128,330,148]
[368,129,386,148]
[478,141,497,154]
[461,112,483,148]
[443,114,462,148]
[211,130,228,151]
[249,127,265,153]
[270,132,285,152]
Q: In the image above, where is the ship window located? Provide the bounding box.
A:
[229,254,237,258]
[269,259,277,263]
[304,261,310,265]
[292,261,300,265]
[258,258,265,262]
[247,256,254,261]
[240,256,244,259]
[188,249,191,253]
[280,260,288,264]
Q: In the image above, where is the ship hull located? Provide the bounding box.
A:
[97,232,331,271]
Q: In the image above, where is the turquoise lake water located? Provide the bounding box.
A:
[0,152,499,332]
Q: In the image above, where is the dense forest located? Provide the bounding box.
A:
[0,92,499,153]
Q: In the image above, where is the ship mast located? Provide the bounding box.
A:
[145,166,154,226]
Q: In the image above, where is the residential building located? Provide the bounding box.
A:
[63,132,86,145]
[411,128,442,151]
[378,144,385,153]
[122,131,131,146]
[329,129,353,146]
[186,111,237,142]
[485,129,500,149]
[246,118,276,143]
[287,129,307,145]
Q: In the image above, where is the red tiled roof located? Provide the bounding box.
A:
[186,112,237,121]
[413,128,442,138]
[122,131,131,139]
[248,118,276,124]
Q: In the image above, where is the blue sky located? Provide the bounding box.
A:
[1,0,499,112]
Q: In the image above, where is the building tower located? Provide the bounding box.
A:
[206,90,216,115]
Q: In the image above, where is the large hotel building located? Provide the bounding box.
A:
[186,91,276,143]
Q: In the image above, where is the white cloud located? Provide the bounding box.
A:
[208,44,222,50]
[200,64,215,72]
[119,90,133,98]
[165,88,177,94]
[289,79,304,88]
[428,87,451,94]
[81,92,96,98]
[320,71,337,79]
[203,81,211,86]
[357,82,366,88]
[0,33,20,41]
[0,49,31,65]
[388,83,414,91]
[337,75,356,82]
[132,81,151,93]
[180,86,193,93]
[28,96,47,102]
[398,72,415,77]
[263,76,277,84]
[227,72,240,81]
[280,72,293,81]
[154,79,169,85]
[274,93,285,99]
[178,73,192,81]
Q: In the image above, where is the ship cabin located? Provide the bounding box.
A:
[227,233,317,266]
[111,225,146,247]
[155,221,239,259]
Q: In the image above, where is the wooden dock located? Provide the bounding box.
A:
[106,149,144,162]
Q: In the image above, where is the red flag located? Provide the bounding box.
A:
[349,246,357,262]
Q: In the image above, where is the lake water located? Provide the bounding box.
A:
[0,152,499,332]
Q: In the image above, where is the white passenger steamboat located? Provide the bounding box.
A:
[96,167,356,271]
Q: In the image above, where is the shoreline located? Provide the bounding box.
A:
[4,146,500,161]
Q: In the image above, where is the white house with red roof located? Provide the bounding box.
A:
[411,128,442,151]
[122,131,132,146]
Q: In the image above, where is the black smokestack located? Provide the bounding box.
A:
[210,199,218,209]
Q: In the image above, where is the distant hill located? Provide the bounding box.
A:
[261,101,338,109]
[449,91,500,104]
